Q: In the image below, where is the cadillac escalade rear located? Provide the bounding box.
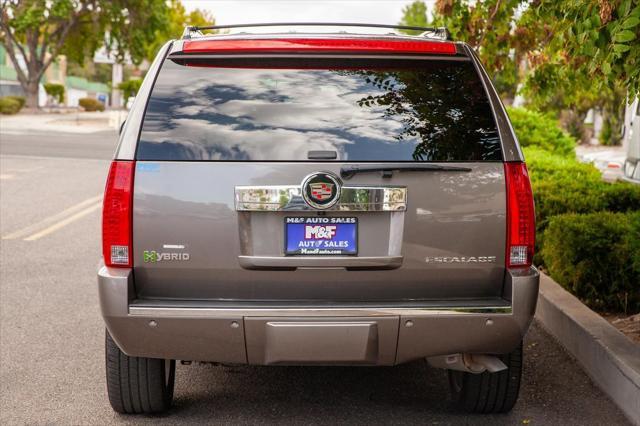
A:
[98,25,539,415]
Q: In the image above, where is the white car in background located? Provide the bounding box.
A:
[578,96,640,183]
[622,96,640,183]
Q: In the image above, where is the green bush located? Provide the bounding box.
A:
[118,79,142,100]
[43,83,65,104]
[525,147,606,227]
[508,107,576,157]
[524,147,640,264]
[602,182,640,213]
[5,95,25,109]
[514,109,640,314]
[78,97,105,112]
[542,212,640,313]
[0,96,22,114]
[526,148,640,217]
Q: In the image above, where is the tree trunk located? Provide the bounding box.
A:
[25,80,40,110]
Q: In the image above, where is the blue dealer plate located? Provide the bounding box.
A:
[285,217,358,255]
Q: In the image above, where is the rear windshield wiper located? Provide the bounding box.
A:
[340,164,472,179]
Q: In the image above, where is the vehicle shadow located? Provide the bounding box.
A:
[108,323,633,425]
[158,360,508,425]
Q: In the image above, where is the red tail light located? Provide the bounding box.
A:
[102,161,134,267]
[505,162,535,268]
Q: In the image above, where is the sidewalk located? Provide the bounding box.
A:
[0,111,126,134]
[535,273,640,425]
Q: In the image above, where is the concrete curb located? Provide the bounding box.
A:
[535,273,640,425]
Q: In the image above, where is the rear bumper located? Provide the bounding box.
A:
[98,265,539,365]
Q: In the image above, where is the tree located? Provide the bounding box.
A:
[144,0,214,60]
[519,0,639,144]
[525,0,640,100]
[398,1,429,34]
[400,0,527,99]
[118,78,141,100]
[43,83,65,104]
[399,0,640,144]
[0,0,169,109]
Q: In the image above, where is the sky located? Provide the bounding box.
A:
[181,0,437,33]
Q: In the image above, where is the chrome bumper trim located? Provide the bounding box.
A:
[235,185,407,211]
[238,255,403,270]
[128,305,512,318]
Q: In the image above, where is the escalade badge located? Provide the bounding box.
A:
[301,172,342,210]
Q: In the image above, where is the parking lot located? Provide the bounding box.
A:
[0,125,631,425]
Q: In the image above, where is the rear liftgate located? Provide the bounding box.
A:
[236,171,406,365]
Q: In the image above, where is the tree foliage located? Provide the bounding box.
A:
[118,78,141,100]
[400,0,530,98]
[0,0,169,108]
[433,0,525,98]
[44,82,65,103]
[526,0,640,99]
[144,0,214,60]
[399,0,639,144]
[522,1,638,145]
[398,1,429,34]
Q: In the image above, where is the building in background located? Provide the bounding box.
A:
[0,45,109,108]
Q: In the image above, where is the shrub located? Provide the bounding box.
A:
[508,107,576,157]
[43,83,65,104]
[5,95,25,109]
[0,96,22,114]
[542,211,640,313]
[525,147,606,226]
[118,79,142,100]
[525,147,640,218]
[78,97,105,112]
[524,147,640,264]
[602,181,640,213]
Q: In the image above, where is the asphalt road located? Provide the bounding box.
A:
[0,128,632,425]
[0,129,116,159]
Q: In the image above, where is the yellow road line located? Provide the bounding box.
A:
[2,194,102,240]
[23,202,102,241]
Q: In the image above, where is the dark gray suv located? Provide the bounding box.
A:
[99,23,538,415]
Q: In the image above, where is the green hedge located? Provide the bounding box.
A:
[508,107,576,157]
[524,147,640,264]
[78,97,105,112]
[525,147,640,222]
[44,83,65,104]
[510,108,640,314]
[542,212,640,313]
[5,95,25,109]
[0,96,23,114]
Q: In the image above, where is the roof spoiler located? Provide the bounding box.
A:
[181,22,452,41]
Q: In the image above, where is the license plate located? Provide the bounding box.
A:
[285,217,358,255]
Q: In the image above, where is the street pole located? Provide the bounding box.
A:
[111,63,123,109]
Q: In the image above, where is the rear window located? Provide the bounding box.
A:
[137,57,502,161]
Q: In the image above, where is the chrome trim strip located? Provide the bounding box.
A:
[238,255,403,270]
[129,305,512,318]
[235,185,407,211]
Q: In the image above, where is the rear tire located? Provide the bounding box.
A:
[105,330,175,414]
[448,343,523,413]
